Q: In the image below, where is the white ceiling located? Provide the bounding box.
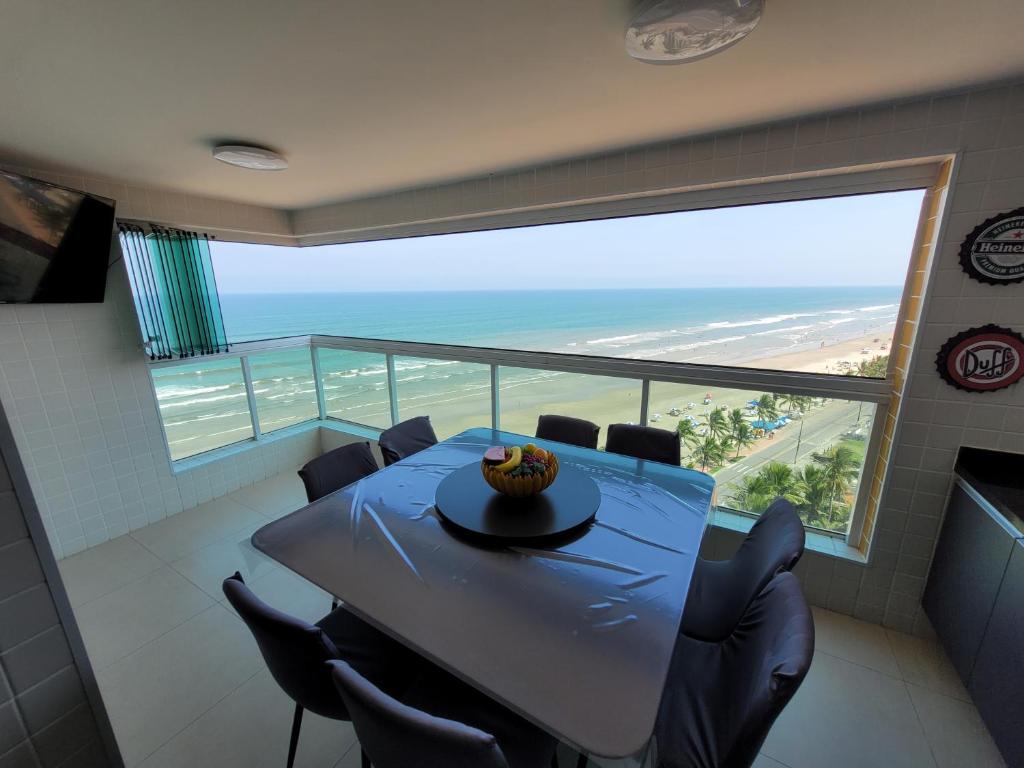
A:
[2,0,1023,209]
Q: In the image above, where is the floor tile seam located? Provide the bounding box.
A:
[878,630,974,703]
[127,533,172,566]
[127,665,267,768]
[90,599,219,675]
[129,513,265,565]
[813,648,905,683]
[902,679,943,768]
[59,558,167,612]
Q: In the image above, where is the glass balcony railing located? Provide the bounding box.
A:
[148,334,889,537]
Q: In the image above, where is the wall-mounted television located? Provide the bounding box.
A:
[0,170,115,303]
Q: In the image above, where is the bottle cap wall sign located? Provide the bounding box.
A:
[936,325,1024,392]
[959,208,1024,285]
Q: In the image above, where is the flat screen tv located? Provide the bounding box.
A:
[0,170,115,303]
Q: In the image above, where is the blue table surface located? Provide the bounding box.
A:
[253,428,714,758]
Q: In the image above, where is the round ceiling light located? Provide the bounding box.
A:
[212,144,288,171]
[626,0,764,64]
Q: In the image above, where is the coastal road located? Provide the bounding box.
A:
[713,400,868,497]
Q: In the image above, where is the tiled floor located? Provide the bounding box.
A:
[58,471,1006,768]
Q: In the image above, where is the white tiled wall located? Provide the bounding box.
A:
[1,79,1022,635]
[0,170,318,559]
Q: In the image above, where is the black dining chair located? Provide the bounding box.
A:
[223,573,420,768]
[535,414,600,449]
[328,660,558,768]
[653,571,814,768]
[298,441,379,503]
[378,416,439,466]
[681,497,805,642]
[605,423,682,466]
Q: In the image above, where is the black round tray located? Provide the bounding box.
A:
[434,462,600,545]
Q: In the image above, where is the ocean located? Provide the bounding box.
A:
[154,287,900,459]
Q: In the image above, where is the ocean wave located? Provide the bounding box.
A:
[586,333,642,345]
[858,304,898,312]
[827,318,856,326]
[158,383,234,399]
[705,313,811,330]
[158,391,247,410]
[751,324,816,336]
[628,335,747,358]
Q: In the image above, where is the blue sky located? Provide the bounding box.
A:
[212,190,926,293]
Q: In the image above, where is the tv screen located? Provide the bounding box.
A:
[0,170,115,303]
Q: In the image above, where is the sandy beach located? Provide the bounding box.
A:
[402,329,892,446]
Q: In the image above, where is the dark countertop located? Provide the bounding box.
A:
[955,447,1024,537]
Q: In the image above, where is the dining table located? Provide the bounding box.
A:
[252,427,715,762]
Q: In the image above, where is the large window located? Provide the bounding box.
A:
[147,183,931,540]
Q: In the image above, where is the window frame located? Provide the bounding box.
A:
[145,160,947,546]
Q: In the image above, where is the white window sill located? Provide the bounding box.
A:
[711,506,867,564]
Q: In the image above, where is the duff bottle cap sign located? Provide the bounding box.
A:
[959,208,1024,285]
[936,325,1024,392]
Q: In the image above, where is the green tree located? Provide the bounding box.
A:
[777,392,799,414]
[728,407,746,437]
[798,464,834,528]
[731,421,756,459]
[676,418,697,441]
[729,460,806,514]
[703,406,731,441]
[687,435,729,473]
[754,393,779,426]
[811,444,862,523]
[731,474,775,514]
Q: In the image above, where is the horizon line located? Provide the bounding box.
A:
[218,284,904,296]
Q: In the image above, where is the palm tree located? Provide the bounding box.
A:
[729,460,807,515]
[798,464,842,529]
[757,461,807,506]
[777,392,799,414]
[687,435,729,473]
[811,444,861,523]
[731,474,774,514]
[731,421,756,459]
[754,393,778,426]
[703,407,730,441]
[676,418,697,441]
[728,407,746,437]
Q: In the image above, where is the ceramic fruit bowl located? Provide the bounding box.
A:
[481,444,559,498]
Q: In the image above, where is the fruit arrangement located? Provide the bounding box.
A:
[481,443,559,497]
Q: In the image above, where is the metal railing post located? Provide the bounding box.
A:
[310,345,327,421]
[385,353,400,426]
[490,364,500,431]
[240,355,262,440]
[640,379,650,426]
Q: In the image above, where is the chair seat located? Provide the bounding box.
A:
[403,666,557,768]
[316,607,423,700]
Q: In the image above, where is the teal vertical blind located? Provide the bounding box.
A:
[118,223,229,359]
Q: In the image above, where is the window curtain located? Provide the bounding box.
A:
[117,223,229,359]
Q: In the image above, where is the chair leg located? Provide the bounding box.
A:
[360,748,371,768]
[551,753,559,768]
[331,598,339,611]
[286,703,304,768]
[575,754,588,768]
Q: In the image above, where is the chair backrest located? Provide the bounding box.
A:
[328,660,510,768]
[222,573,348,720]
[378,416,439,467]
[606,423,681,465]
[656,571,814,768]
[535,414,600,449]
[682,497,805,642]
[298,442,379,503]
